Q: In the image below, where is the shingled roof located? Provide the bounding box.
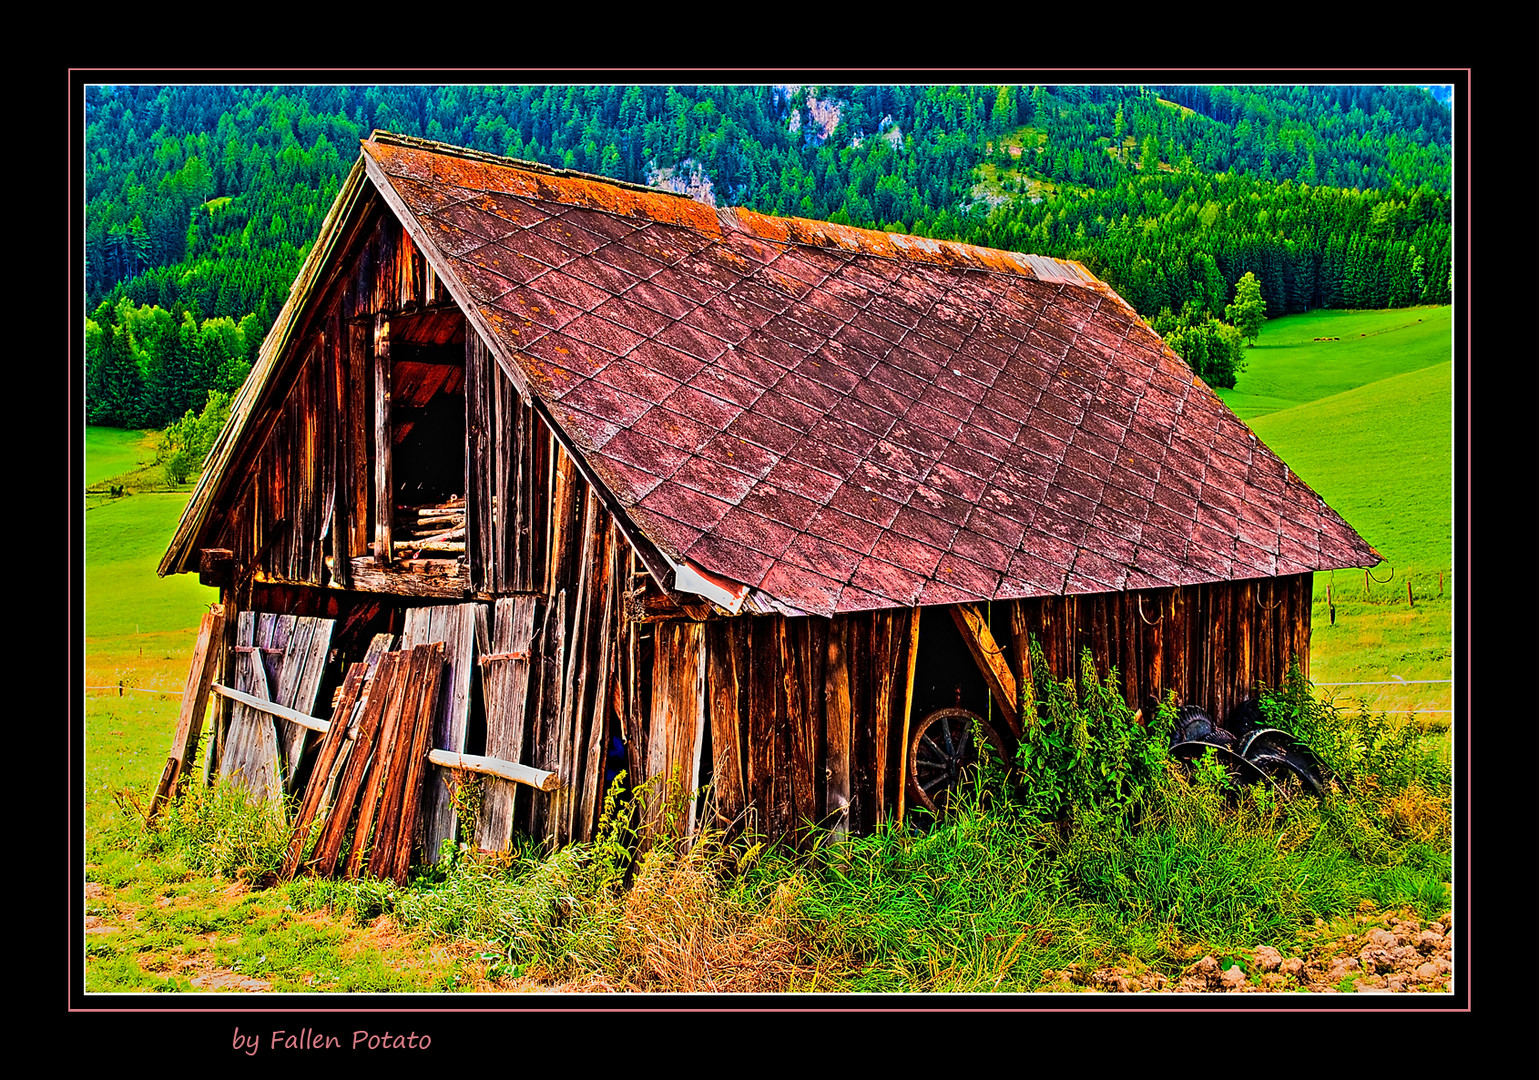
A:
[188,132,1380,616]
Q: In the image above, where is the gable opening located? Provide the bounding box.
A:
[374,312,468,569]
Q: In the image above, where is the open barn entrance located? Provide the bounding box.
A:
[905,605,1005,815]
[911,607,992,724]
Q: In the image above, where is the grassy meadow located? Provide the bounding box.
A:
[1216,306,1454,720]
[81,306,1455,995]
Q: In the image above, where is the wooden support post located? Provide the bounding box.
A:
[896,606,920,823]
[949,604,1021,738]
[824,617,852,840]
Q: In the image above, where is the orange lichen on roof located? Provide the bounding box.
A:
[366,135,1101,288]
[721,203,1101,283]
[365,136,721,236]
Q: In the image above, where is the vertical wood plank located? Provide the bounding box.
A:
[281,660,368,878]
[310,652,394,877]
[847,614,871,835]
[465,329,491,592]
[579,520,617,842]
[1170,587,1187,708]
[387,644,446,884]
[373,314,392,565]
[647,620,706,839]
[706,620,747,829]
[345,652,410,878]
[869,611,897,822]
[1236,580,1253,707]
[747,617,783,840]
[369,644,438,878]
[530,589,566,844]
[897,605,921,823]
[329,311,352,589]
[219,647,285,815]
[348,320,369,557]
[405,604,480,859]
[824,616,852,839]
[476,595,538,852]
[1297,573,1312,681]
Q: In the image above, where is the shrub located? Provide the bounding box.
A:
[155,389,232,486]
[1260,663,1450,798]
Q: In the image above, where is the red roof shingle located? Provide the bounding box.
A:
[363,135,1379,617]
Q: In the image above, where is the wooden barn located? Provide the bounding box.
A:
[156,132,1378,866]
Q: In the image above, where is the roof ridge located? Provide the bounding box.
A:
[718,204,1104,287]
[365,130,684,200]
[367,130,1106,290]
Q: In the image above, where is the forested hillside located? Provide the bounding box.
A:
[84,83,1453,428]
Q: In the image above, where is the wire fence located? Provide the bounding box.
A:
[85,684,184,696]
[1313,677,1454,715]
[85,679,1455,712]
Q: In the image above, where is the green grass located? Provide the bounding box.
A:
[83,427,490,994]
[1217,306,1452,422]
[1213,306,1453,718]
[85,493,216,639]
[1247,362,1452,585]
[85,427,157,488]
[84,472,218,874]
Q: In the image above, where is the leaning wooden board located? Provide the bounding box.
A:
[145,604,226,825]
[272,614,335,789]
[218,639,285,815]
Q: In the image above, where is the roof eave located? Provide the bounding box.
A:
[159,153,375,577]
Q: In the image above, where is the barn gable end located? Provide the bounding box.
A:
[159,133,1378,860]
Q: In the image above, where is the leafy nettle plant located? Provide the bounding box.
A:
[1013,641,1169,824]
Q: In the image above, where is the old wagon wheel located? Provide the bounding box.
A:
[908,707,1006,815]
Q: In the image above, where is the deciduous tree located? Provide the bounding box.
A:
[1226,271,1266,346]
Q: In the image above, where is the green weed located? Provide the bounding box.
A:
[144,780,290,885]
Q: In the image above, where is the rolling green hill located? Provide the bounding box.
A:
[1220,307,1453,712]
[1218,306,1453,422]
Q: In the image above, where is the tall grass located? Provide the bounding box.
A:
[286,780,835,992]
[770,657,1450,991]
[130,659,1450,993]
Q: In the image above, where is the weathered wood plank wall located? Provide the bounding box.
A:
[1003,574,1311,726]
[652,575,1308,846]
[212,208,449,586]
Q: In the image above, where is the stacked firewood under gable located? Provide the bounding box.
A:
[393,497,466,559]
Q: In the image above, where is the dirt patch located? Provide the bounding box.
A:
[1044,907,1453,994]
[189,970,272,992]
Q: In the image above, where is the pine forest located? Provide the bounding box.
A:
[83,82,1454,428]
